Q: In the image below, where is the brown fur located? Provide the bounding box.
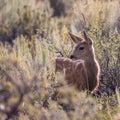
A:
[69,31,100,93]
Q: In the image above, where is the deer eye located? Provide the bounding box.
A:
[79,47,84,50]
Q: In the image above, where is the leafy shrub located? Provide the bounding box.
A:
[0,0,52,44]
[0,0,120,120]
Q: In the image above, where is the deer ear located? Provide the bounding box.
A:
[82,31,93,45]
[69,32,83,44]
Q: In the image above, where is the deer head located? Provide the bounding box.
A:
[69,31,94,60]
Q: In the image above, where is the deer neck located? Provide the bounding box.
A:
[84,48,98,78]
[83,48,100,91]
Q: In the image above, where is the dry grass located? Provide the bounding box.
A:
[0,0,120,120]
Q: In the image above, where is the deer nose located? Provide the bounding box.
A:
[70,55,75,59]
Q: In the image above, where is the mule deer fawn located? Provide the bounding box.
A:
[68,31,100,93]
